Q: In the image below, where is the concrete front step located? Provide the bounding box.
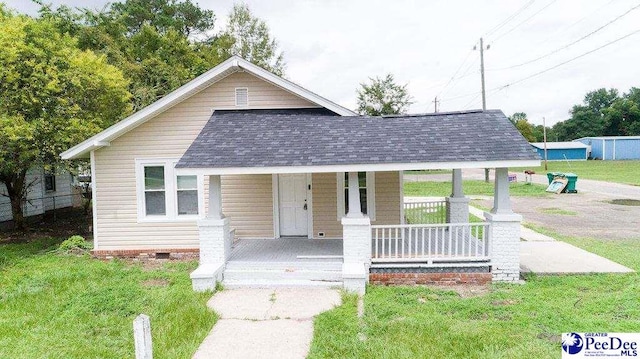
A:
[223,268,343,282]
[225,261,342,271]
[222,279,343,288]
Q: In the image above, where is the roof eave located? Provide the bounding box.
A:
[175,159,542,176]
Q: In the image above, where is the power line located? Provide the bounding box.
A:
[484,0,537,37]
[490,0,558,43]
[436,46,476,98]
[490,2,640,71]
[531,0,616,48]
[494,28,640,90]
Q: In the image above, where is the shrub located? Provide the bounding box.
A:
[58,235,92,253]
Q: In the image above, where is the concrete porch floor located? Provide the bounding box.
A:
[228,237,343,263]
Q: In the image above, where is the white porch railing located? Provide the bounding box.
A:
[371,223,490,264]
[404,201,447,224]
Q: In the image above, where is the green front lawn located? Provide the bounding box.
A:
[310,205,640,358]
[404,180,549,197]
[0,238,216,359]
[310,235,640,358]
[515,160,640,186]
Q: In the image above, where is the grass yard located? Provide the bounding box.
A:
[515,160,640,186]
[310,234,640,359]
[0,237,216,359]
[310,201,640,358]
[404,180,549,197]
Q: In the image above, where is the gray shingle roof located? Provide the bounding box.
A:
[176,109,540,169]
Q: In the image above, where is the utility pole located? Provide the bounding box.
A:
[480,37,487,111]
[432,96,440,113]
[477,37,490,181]
[543,117,548,171]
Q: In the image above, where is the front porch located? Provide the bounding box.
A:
[189,168,523,293]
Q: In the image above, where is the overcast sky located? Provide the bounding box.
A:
[4,0,640,125]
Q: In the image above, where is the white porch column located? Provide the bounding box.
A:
[346,172,363,218]
[342,172,370,294]
[191,175,231,292]
[446,169,470,224]
[485,167,522,282]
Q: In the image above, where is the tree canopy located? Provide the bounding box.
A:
[37,0,285,110]
[552,87,640,141]
[222,3,285,76]
[356,74,413,116]
[0,14,131,228]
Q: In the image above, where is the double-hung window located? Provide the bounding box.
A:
[337,172,375,220]
[144,166,166,215]
[137,159,203,221]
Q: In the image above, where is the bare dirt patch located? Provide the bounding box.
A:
[0,209,92,244]
[427,284,491,298]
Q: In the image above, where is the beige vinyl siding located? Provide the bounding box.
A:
[371,171,402,225]
[311,171,401,239]
[94,71,316,250]
[221,175,274,238]
[312,173,341,238]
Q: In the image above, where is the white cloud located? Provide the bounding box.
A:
[5,0,640,125]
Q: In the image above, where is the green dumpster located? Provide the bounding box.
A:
[546,172,563,184]
[546,172,578,193]
[564,173,578,193]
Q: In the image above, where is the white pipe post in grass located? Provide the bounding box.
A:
[133,314,153,359]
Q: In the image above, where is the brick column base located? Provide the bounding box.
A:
[446,196,470,224]
[190,217,231,292]
[341,216,371,294]
[485,212,522,282]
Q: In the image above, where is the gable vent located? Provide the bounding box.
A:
[235,88,248,106]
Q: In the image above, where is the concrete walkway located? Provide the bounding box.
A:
[192,288,341,359]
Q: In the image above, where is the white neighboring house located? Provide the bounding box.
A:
[0,168,75,223]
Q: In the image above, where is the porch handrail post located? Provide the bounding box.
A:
[346,171,363,218]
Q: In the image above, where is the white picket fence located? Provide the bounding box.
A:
[371,223,490,264]
[403,201,446,224]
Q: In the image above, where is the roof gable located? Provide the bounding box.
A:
[61,56,356,159]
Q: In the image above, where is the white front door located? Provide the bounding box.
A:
[278,174,308,236]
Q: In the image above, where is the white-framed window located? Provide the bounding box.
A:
[336,172,375,220]
[44,173,56,192]
[235,87,248,107]
[135,159,204,222]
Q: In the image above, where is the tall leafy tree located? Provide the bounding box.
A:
[0,15,131,229]
[508,113,536,142]
[223,3,285,75]
[357,74,413,116]
[38,0,226,110]
[37,1,285,110]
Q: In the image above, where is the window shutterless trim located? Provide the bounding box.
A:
[135,158,204,223]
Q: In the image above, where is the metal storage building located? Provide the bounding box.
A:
[574,136,640,160]
[530,142,589,161]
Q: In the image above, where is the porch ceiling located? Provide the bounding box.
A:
[175,109,540,175]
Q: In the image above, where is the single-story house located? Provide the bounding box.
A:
[574,136,640,160]
[0,169,75,224]
[61,56,539,293]
[530,142,589,161]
